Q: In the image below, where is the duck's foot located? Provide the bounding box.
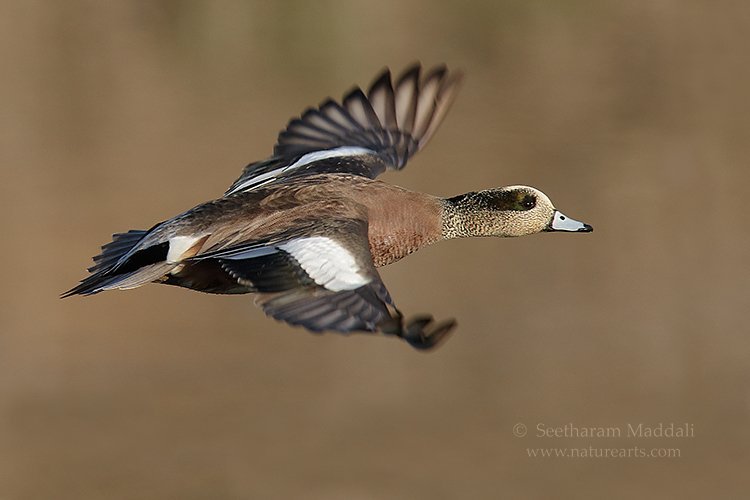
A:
[402,315,456,350]
[381,314,456,351]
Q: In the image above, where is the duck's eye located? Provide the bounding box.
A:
[521,195,536,210]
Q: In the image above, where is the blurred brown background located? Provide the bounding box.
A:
[2,1,749,498]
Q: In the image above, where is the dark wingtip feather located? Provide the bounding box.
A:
[367,67,393,96]
[397,62,422,85]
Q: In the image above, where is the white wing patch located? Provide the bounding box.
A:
[279,237,370,292]
[167,235,203,263]
[226,146,374,194]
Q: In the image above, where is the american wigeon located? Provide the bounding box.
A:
[64,63,592,350]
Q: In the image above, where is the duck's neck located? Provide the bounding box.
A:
[441,192,512,239]
[441,193,479,239]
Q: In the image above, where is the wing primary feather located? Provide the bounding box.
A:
[394,63,421,134]
[284,119,339,140]
[367,68,396,129]
[412,66,445,140]
[318,98,364,132]
[343,87,380,129]
[419,68,462,147]
[300,107,351,134]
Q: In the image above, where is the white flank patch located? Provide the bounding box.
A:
[167,235,201,263]
[279,237,370,292]
[227,146,374,194]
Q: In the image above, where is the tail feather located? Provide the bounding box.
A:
[61,262,174,297]
[62,229,173,298]
[88,230,148,273]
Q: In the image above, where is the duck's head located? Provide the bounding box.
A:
[443,185,593,238]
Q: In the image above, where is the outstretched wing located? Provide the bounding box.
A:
[184,219,455,348]
[225,63,462,195]
[187,219,397,331]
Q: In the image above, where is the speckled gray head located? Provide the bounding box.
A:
[443,185,593,239]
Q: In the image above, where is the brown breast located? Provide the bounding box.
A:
[352,181,445,267]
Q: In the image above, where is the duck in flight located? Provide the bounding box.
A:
[64,63,593,350]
